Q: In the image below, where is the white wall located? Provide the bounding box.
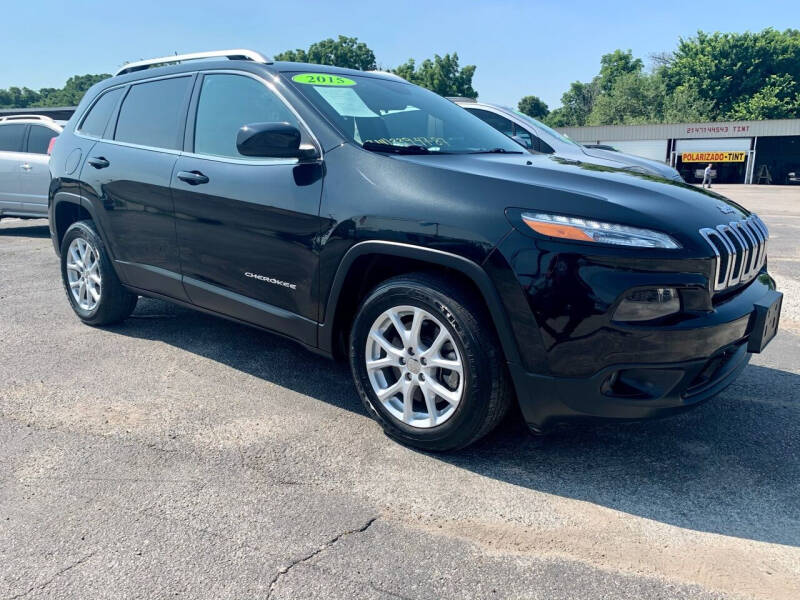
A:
[597,140,669,163]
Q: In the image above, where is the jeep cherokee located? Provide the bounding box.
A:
[48,50,782,451]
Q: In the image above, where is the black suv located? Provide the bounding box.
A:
[49,50,782,451]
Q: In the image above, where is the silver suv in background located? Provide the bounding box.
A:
[452,98,683,182]
[0,115,63,219]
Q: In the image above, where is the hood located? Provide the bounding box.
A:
[581,147,682,181]
[385,152,747,250]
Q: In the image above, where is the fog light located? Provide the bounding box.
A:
[613,288,680,322]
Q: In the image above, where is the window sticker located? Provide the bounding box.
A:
[292,73,356,86]
[315,87,378,118]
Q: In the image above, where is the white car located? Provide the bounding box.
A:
[0,115,63,219]
[452,98,684,182]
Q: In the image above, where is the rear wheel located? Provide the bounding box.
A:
[60,220,137,325]
[350,273,511,451]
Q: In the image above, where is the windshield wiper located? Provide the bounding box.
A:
[362,141,430,155]
[469,148,524,154]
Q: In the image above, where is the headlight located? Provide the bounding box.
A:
[521,212,681,249]
[613,288,680,322]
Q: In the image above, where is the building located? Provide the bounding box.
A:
[558,119,800,185]
[0,106,76,121]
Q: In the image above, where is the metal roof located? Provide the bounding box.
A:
[557,119,800,142]
[0,106,76,120]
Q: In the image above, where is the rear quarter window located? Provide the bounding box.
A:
[27,125,59,154]
[114,76,192,150]
[78,87,125,138]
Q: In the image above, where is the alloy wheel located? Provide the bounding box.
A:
[66,237,102,311]
[365,305,464,428]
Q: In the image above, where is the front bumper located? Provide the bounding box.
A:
[486,231,780,431]
[509,339,750,431]
[509,276,778,430]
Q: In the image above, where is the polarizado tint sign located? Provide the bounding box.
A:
[682,151,746,162]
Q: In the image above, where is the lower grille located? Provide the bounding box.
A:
[699,215,768,291]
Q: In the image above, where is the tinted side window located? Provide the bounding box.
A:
[115,77,192,150]
[511,124,534,150]
[539,139,555,154]
[79,87,124,138]
[27,125,59,154]
[0,124,26,152]
[194,74,299,159]
[468,108,514,138]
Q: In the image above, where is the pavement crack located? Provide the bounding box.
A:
[5,551,96,600]
[266,516,378,598]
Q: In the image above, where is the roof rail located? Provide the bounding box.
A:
[446,97,478,103]
[115,49,270,76]
[0,114,56,123]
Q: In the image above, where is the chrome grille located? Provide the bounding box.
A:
[699,215,768,291]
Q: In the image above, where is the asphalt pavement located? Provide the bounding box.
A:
[1,185,798,599]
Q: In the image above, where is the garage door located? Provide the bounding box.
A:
[675,138,752,153]
[600,140,668,163]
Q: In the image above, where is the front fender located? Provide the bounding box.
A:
[318,240,523,368]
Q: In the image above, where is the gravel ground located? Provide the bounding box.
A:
[1,185,798,599]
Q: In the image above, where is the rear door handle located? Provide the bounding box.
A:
[88,156,110,169]
[20,163,32,171]
[177,170,209,185]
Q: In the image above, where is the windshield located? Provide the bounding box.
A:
[287,72,523,154]
[511,110,580,148]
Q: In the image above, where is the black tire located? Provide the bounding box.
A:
[60,220,138,326]
[349,272,511,451]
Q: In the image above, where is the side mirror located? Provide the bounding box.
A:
[236,122,317,160]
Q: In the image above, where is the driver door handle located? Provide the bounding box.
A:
[88,156,110,169]
[177,170,209,185]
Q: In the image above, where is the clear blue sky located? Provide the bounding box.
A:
[2,0,795,109]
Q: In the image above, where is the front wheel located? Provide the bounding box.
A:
[60,220,138,326]
[349,273,511,451]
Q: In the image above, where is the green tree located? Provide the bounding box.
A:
[551,80,598,126]
[543,50,654,126]
[274,35,376,70]
[543,30,800,126]
[587,71,665,125]
[36,74,110,106]
[598,49,644,92]
[662,85,715,123]
[0,74,110,109]
[518,95,549,120]
[393,53,477,98]
[728,74,800,120]
[543,107,569,127]
[272,48,308,63]
[0,86,40,109]
[663,28,800,120]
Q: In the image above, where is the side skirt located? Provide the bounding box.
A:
[121,282,327,358]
